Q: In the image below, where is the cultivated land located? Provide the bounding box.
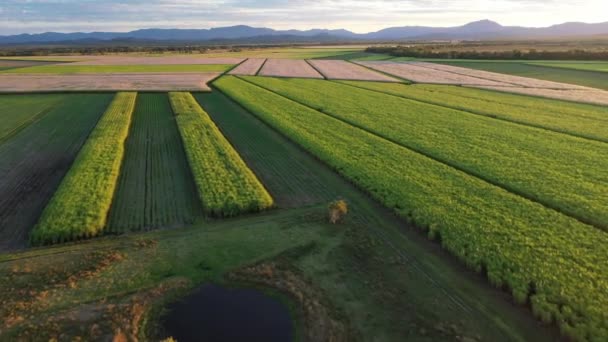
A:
[170,92,273,217]
[217,75,608,340]
[258,59,323,78]
[307,60,398,81]
[0,94,66,142]
[528,61,608,72]
[2,64,231,74]
[0,73,220,92]
[1,49,608,341]
[107,93,202,232]
[437,60,608,90]
[228,58,266,75]
[0,94,113,251]
[32,93,137,245]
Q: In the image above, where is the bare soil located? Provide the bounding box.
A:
[0,73,221,92]
[308,60,398,82]
[229,58,267,76]
[258,59,324,79]
[67,56,244,65]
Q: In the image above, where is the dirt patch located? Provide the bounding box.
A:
[308,60,398,82]
[227,261,356,342]
[0,73,220,92]
[258,59,324,79]
[229,58,267,76]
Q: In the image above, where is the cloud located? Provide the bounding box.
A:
[0,0,606,35]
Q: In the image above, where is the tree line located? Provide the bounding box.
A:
[367,46,608,60]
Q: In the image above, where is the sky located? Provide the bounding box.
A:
[0,0,606,35]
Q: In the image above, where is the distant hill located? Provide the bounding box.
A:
[2,20,608,45]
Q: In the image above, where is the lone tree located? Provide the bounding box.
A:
[328,200,348,224]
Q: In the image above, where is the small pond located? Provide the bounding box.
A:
[161,283,294,342]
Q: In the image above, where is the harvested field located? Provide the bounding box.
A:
[0,94,113,251]
[3,64,230,74]
[472,85,608,106]
[0,73,220,92]
[307,60,398,82]
[357,61,507,85]
[66,56,244,65]
[107,93,201,232]
[258,59,323,79]
[229,58,266,76]
[414,62,590,90]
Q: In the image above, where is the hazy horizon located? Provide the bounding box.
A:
[0,0,606,35]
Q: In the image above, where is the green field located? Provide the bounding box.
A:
[170,92,273,217]
[0,93,113,250]
[337,81,608,142]
[436,61,608,90]
[528,61,608,72]
[32,93,137,245]
[2,64,233,74]
[107,93,202,232]
[0,94,66,143]
[216,75,608,340]
[239,76,608,231]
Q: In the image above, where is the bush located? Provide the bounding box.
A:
[328,200,348,224]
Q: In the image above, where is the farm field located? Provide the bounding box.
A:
[0,73,220,92]
[337,81,608,142]
[228,58,266,75]
[307,60,398,81]
[2,64,232,74]
[32,93,137,245]
[239,76,608,230]
[216,75,608,340]
[0,94,66,142]
[0,93,114,250]
[258,59,323,78]
[437,60,608,90]
[107,93,202,232]
[527,61,608,72]
[169,92,273,217]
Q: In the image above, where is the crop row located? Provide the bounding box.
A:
[106,93,202,232]
[169,92,273,217]
[0,94,66,143]
[240,76,608,231]
[216,75,608,340]
[338,81,608,142]
[31,92,137,245]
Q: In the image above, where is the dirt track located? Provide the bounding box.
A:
[0,73,220,92]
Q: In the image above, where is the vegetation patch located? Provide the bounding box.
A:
[216,75,608,340]
[169,92,274,217]
[31,93,137,245]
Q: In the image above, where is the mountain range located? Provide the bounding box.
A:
[2,20,608,45]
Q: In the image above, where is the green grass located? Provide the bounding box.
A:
[0,93,114,250]
[106,93,202,232]
[527,61,608,72]
[240,76,608,232]
[31,93,137,245]
[316,52,393,61]
[169,92,273,217]
[435,61,608,90]
[336,81,608,142]
[0,94,66,143]
[2,64,233,74]
[216,75,608,340]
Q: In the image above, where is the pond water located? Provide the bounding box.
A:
[161,283,294,342]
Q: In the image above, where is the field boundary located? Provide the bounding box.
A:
[237,76,604,231]
[347,60,412,83]
[255,58,269,76]
[333,80,608,144]
[304,59,327,80]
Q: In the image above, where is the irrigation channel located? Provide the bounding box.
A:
[161,284,294,341]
